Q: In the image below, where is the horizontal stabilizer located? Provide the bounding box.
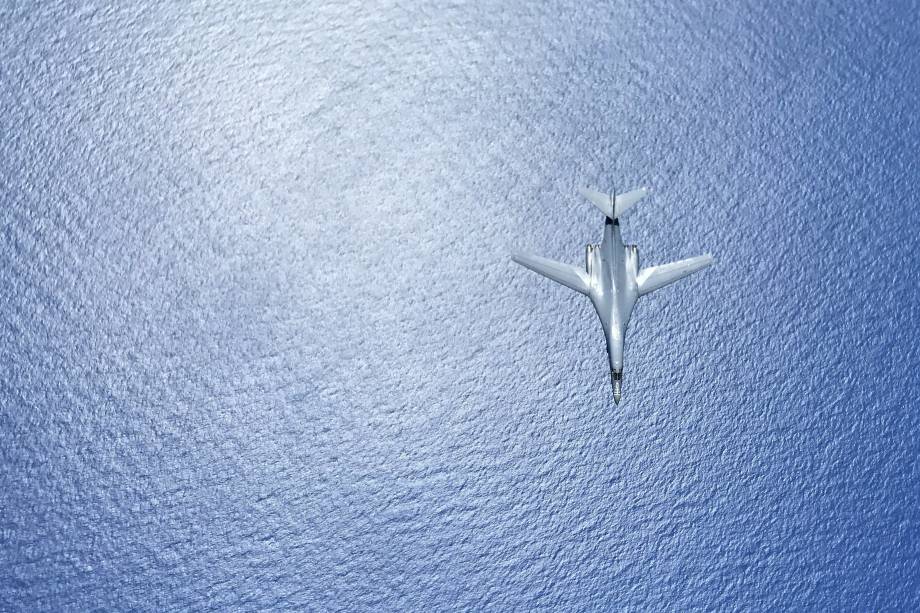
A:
[511,252,590,295]
[578,186,649,219]
[636,254,714,296]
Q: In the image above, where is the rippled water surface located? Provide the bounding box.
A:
[2,1,919,610]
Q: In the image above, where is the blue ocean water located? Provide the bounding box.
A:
[2,1,919,610]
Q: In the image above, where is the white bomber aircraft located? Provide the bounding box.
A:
[512,185,714,404]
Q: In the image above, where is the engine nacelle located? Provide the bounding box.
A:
[627,244,640,276]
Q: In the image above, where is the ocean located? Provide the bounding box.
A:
[2,1,919,609]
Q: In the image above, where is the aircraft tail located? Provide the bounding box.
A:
[511,252,591,295]
[578,186,649,219]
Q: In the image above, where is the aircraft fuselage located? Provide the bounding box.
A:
[586,218,639,400]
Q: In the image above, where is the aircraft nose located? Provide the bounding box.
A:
[611,370,622,404]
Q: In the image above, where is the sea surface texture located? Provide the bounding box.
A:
[2,1,919,610]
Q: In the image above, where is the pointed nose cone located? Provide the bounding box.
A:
[611,371,622,405]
